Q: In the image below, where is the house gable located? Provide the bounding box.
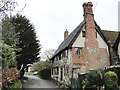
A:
[72,27,85,47]
[97,32,109,53]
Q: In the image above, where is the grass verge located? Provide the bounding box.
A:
[35,74,42,78]
[7,80,22,89]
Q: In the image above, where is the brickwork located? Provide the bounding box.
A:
[72,47,85,67]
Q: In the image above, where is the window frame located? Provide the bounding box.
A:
[74,47,83,56]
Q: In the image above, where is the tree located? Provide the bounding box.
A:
[2,17,20,50]
[11,14,41,71]
[0,0,17,17]
[2,17,20,68]
[31,60,52,79]
[31,61,52,72]
[0,0,26,17]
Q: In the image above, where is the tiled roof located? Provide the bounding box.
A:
[101,30,119,45]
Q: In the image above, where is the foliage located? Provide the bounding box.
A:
[31,61,51,72]
[35,75,42,79]
[82,69,119,89]
[2,17,20,68]
[2,17,20,51]
[7,80,22,89]
[39,69,51,79]
[104,71,118,88]
[31,61,51,79]
[2,41,17,68]
[82,68,105,89]
[11,14,41,70]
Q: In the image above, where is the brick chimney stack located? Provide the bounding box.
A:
[83,2,98,48]
[64,29,69,40]
[83,2,100,72]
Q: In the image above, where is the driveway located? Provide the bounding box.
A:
[22,75,63,90]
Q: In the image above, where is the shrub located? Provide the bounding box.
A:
[82,69,119,90]
[2,41,17,68]
[82,68,105,89]
[104,71,118,88]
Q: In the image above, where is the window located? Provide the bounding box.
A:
[74,47,83,56]
[82,31,85,37]
[65,50,68,58]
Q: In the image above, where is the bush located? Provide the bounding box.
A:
[104,71,118,88]
[82,68,104,89]
[82,69,119,90]
[2,41,17,68]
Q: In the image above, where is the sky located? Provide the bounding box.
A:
[14,0,119,54]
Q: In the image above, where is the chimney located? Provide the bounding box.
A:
[83,2,99,72]
[83,2,98,48]
[64,29,69,40]
[83,2,93,20]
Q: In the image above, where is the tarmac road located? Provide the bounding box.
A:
[22,75,63,90]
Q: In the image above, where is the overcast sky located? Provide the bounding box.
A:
[15,0,119,54]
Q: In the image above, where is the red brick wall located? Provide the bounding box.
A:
[72,47,86,67]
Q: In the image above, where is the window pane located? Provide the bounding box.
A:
[74,47,83,56]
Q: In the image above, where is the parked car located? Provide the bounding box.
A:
[33,71,38,75]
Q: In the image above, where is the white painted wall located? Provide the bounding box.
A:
[97,33,109,53]
[72,32,85,47]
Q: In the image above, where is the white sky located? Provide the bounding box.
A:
[14,0,119,54]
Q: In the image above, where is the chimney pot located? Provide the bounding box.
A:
[83,2,93,7]
[83,2,93,19]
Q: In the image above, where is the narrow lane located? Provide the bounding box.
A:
[22,75,63,89]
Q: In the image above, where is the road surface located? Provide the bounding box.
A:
[22,75,63,90]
